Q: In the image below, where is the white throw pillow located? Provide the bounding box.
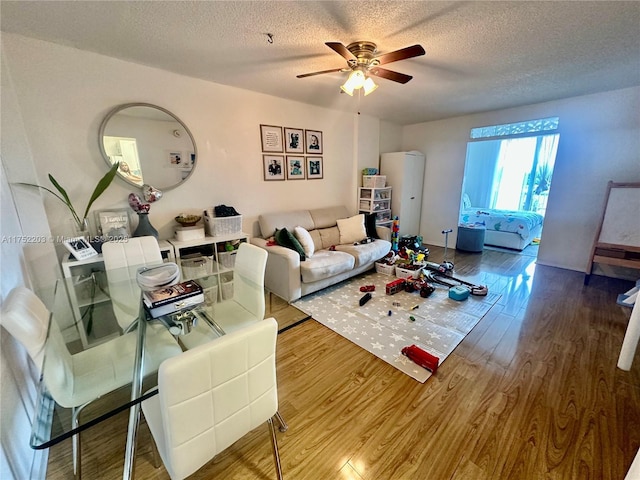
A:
[294,226,315,257]
[337,214,367,245]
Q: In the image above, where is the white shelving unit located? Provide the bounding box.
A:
[358,186,393,227]
[168,232,250,306]
[60,240,174,348]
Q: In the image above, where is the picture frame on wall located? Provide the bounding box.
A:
[96,209,131,240]
[286,156,306,180]
[263,155,286,181]
[306,156,323,179]
[284,127,304,154]
[168,151,183,167]
[305,129,323,154]
[260,124,284,152]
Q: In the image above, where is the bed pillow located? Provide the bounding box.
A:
[462,193,472,209]
[274,228,306,260]
[293,226,315,258]
[337,214,367,245]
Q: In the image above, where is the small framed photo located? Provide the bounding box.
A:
[63,236,99,261]
[284,127,304,154]
[263,155,285,181]
[95,209,131,240]
[306,157,323,179]
[286,156,306,180]
[305,130,323,154]
[168,151,183,168]
[260,124,284,152]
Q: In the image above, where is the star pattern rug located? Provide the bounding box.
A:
[294,271,501,382]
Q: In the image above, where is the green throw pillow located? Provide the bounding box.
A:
[274,228,306,261]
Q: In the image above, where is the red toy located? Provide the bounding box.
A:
[401,345,440,373]
[359,285,375,292]
[385,278,406,295]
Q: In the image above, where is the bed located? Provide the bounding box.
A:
[459,208,544,251]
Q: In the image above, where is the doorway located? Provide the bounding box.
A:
[460,133,559,255]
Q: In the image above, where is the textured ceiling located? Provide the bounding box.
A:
[2,1,639,125]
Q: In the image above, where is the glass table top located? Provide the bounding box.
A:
[30,263,230,450]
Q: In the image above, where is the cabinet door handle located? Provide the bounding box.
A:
[410,196,415,199]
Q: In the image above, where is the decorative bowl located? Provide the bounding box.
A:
[175,215,201,227]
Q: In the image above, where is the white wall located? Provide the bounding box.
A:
[0,49,53,480]
[402,86,640,273]
[1,34,376,243]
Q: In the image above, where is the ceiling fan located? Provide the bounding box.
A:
[297,41,426,96]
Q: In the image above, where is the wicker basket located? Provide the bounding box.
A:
[218,251,237,269]
[362,175,386,188]
[395,265,422,279]
[204,210,242,237]
[221,280,234,300]
[375,262,396,276]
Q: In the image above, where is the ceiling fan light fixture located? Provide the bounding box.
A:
[363,76,378,96]
[341,69,365,95]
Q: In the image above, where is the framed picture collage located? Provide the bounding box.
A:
[260,124,323,181]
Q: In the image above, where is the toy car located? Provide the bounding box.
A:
[385,278,406,295]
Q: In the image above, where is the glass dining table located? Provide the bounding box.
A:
[30,262,236,480]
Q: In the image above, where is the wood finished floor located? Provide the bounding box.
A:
[45,246,640,480]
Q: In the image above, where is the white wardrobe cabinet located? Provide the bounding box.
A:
[380,151,426,238]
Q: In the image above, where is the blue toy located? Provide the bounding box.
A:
[449,285,470,301]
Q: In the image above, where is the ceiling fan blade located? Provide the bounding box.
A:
[325,42,356,61]
[369,67,413,84]
[374,44,426,66]
[296,67,345,79]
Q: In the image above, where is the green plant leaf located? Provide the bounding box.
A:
[15,181,81,226]
[82,162,120,221]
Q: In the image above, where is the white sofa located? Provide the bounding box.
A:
[251,206,392,302]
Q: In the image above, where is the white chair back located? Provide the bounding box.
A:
[1,286,52,370]
[102,236,163,270]
[142,318,279,480]
[103,236,163,330]
[232,242,268,320]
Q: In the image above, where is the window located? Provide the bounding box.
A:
[470,117,559,140]
[462,117,560,216]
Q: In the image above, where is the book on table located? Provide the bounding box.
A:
[143,280,204,318]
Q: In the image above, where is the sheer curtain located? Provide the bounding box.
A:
[491,138,536,209]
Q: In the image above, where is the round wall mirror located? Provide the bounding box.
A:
[99,103,197,191]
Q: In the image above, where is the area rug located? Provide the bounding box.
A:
[294,271,501,382]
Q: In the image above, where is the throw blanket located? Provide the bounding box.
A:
[460,208,544,239]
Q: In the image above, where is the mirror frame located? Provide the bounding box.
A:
[98,103,198,191]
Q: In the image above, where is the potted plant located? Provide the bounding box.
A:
[17,162,120,235]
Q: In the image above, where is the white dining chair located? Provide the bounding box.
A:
[210,242,268,333]
[141,318,283,480]
[102,236,164,331]
[0,286,182,480]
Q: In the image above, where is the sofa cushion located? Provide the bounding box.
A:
[275,228,306,260]
[293,226,315,258]
[309,229,322,252]
[335,239,392,267]
[259,210,315,238]
[318,226,340,250]
[300,250,355,283]
[309,206,349,229]
[337,214,367,245]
